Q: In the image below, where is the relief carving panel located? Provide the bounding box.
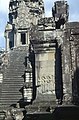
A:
[38,74,55,94]
[36,51,55,95]
[17,1,30,28]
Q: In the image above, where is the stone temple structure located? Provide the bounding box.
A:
[0,0,79,119]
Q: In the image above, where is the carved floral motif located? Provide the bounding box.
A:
[38,75,55,94]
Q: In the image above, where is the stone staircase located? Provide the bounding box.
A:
[0,110,5,120]
[0,46,28,111]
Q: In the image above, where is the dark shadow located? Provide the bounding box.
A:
[29,45,36,101]
[55,18,65,29]
[19,87,32,108]
[8,28,14,49]
[72,67,79,105]
[52,106,79,120]
[19,45,36,107]
[23,56,27,67]
[22,73,26,83]
[55,44,63,105]
[21,33,26,45]
[17,98,31,108]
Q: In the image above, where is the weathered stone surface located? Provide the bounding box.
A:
[1,0,79,119]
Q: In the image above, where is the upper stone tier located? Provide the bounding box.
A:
[9,0,44,27]
[4,0,45,51]
[52,1,69,28]
[4,0,68,51]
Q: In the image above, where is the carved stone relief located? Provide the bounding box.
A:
[17,1,30,28]
[35,51,55,95]
[38,74,55,94]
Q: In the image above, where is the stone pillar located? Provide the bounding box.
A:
[26,32,30,45]
[14,31,17,47]
[70,40,77,103]
[62,38,73,104]
[5,23,12,51]
[5,32,10,51]
[16,32,21,47]
[35,47,56,104]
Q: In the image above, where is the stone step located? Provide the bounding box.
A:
[0,48,28,108]
[3,83,23,86]
[0,96,22,101]
[3,75,24,78]
[0,111,5,120]
[1,90,22,93]
[0,101,18,106]
[2,87,23,90]
[3,78,23,81]
[4,71,25,74]
[3,82,23,85]
[1,92,22,95]
[2,85,23,89]
[6,66,25,69]
[3,81,23,84]
[1,85,23,91]
[4,74,24,77]
[2,84,23,87]
[2,83,23,85]
[3,80,23,82]
[4,75,24,78]
[0,95,22,99]
[3,80,24,83]
[0,99,23,104]
[0,98,23,102]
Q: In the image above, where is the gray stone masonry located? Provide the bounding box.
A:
[1,0,79,120]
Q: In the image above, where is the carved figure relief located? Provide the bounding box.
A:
[38,74,55,94]
[17,1,30,28]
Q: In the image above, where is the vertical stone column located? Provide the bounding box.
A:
[26,32,30,45]
[16,32,21,47]
[14,31,17,47]
[35,48,56,104]
[62,38,73,104]
[5,32,10,51]
[70,40,77,103]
